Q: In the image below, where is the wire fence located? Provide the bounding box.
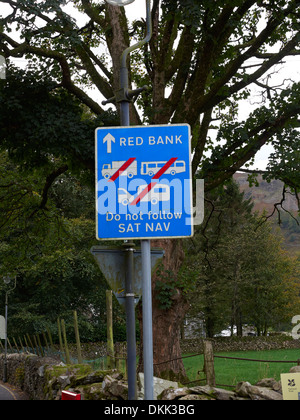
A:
[214,354,300,364]
[148,343,300,388]
[2,332,300,390]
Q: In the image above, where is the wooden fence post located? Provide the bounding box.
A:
[73,310,83,364]
[57,318,64,359]
[42,332,49,351]
[106,290,115,369]
[203,340,216,387]
[12,337,20,353]
[37,334,44,357]
[33,335,40,356]
[18,336,25,353]
[24,335,29,352]
[61,319,71,364]
[26,334,35,354]
[46,326,55,353]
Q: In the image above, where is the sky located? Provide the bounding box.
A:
[93,1,300,171]
[1,0,299,171]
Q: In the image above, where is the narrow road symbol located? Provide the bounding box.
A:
[103,133,115,154]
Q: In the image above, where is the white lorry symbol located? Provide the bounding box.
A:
[118,184,170,206]
[102,161,137,179]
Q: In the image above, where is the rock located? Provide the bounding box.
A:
[236,381,252,398]
[102,375,128,400]
[57,375,71,388]
[189,385,218,399]
[236,381,282,401]
[138,373,178,400]
[159,385,235,401]
[248,386,282,401]
[158,387,191,400]
[74,370,111,386]
[76,383,107,400]
[210,387,237,401]
[188,385,237,400]
[179,394,211,400]
[272,381,282,393]
[289,366,300,373]
[255,378,282,393]
[255,378,277,388]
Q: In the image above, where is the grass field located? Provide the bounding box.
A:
[183,349,300,388]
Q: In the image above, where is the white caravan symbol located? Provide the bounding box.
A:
[118,188,135,206]
[141,160,186,176]
[118,184,170,206]
[102,161,137,179]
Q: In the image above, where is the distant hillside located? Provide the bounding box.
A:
[234,173,300,254]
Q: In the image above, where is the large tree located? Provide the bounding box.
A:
[1,0,299,378]
[183,180,300,338]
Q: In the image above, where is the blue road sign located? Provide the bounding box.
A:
[95,124,193,240]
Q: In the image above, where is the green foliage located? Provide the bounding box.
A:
[201,83,300,191]
[154,262,177,309]
[181,179,300,337]
[0,148,125,341]
[0,0,299,195]
[0,66,118,176]
[0,0,299,351]
[184,348,300,387]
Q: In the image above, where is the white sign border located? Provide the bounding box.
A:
[95,124,194,241]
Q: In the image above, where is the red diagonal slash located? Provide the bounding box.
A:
[130,182,157,206]
[108,157,136,182]
[130,157,178,206]
[152,157,178,179]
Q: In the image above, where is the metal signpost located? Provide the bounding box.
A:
[96,0,193,402]
[0,316,5,340]
[95,124,193,240]
[2,275,16,383]
[90,246,165,308]
[95,124,193,400]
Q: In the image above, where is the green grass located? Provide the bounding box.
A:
[183,349,300,388]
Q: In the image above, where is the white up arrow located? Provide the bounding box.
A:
[103,133,115,154]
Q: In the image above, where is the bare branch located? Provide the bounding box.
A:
[256,185,300,229]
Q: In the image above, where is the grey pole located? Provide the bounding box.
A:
[141,239,154,399]
[3,276,16,383]
[103,0,152,401]
[4,294,8,383]
[118,0,153,401]
[123,242,137,400]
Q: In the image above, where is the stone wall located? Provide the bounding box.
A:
[159,378,284,400]
[181,335,300,354]
[0,353,290,400]
[1,336,300,400]
[0,352,288,401]
[0,353,59,399]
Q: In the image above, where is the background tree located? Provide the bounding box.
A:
[0,141,127,343]
[1,0,299,378]
[183,180,300,337]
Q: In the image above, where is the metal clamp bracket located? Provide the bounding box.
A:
[102,85,150,105]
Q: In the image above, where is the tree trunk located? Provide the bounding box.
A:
[236,308,243,337]
[138,238,189,382]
